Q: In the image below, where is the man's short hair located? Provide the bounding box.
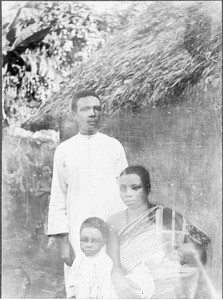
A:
[80,217,110,240]
[71,90,101,112]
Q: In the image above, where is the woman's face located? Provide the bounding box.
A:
[119,173,148,209]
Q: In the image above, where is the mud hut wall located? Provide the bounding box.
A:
[57,92,221,294]
[58,99,221,293]
[101,105,221,293]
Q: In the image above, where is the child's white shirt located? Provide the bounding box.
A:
[67,249,114,298]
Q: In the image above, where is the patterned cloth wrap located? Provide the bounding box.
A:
[118,206,210,299]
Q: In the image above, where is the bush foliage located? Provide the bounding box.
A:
[2,128,58,239]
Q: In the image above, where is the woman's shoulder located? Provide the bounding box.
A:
[107,210,126,232]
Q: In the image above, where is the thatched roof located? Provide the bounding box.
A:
[22,1,222,132]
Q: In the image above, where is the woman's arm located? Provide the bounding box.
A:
[106,223,123,274]
[106,216,141,298]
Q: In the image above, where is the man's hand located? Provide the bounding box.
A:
[60,236,75,266]
[112,272,141,299]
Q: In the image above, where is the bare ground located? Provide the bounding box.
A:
[2,234,65,298]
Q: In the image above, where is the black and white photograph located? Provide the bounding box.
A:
[2,1,222,298]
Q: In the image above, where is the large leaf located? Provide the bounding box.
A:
[6,8,22,46]
[11,25,52,51]
[5,5,41,46]
[21,53,68,82]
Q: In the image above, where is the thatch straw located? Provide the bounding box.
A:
[22,1,222,132]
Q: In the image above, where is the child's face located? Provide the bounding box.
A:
[80,227,105,257]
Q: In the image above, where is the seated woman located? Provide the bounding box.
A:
[107,165,210,299]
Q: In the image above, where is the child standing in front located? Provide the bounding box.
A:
[68,217,114,299]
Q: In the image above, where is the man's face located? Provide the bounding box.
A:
[74,96,102,135]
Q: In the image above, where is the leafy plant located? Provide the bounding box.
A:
[2,128,58,239]
[3,1,144,125]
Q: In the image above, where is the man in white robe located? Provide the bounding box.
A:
[47,90,128,297]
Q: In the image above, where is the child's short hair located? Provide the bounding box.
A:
[80,217,110,240]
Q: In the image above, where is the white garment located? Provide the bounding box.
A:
[68,250,114,298]
[125,251,165,299]
[47,131,128,296]
[126,264,155,299]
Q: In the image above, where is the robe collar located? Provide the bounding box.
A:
[77,131,99,139]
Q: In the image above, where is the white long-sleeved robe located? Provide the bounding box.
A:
[47,131,128,296]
